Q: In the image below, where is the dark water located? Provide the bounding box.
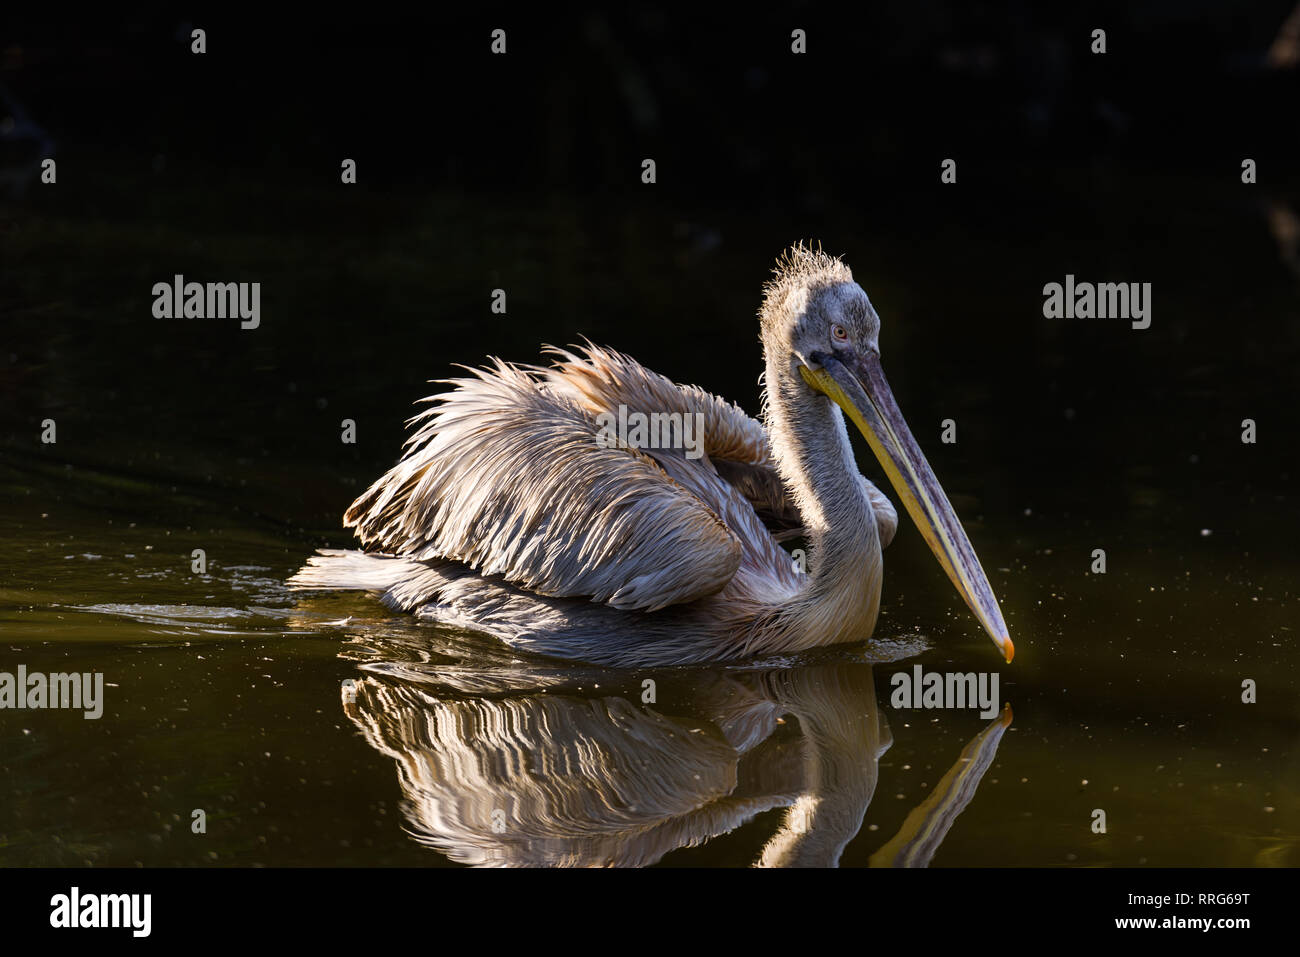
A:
[2,152,1299,866]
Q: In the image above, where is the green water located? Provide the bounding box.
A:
[2,163,1297,866]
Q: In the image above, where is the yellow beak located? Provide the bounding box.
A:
[801,353,1014,662]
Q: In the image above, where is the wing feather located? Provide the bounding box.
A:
[539,342,896,548]
[539,342,773,467]
[344,358,742,612]
[539,342,805,526]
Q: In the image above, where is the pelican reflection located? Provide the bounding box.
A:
[338,654,1012,867]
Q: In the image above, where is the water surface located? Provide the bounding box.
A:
[2,161,1298,867]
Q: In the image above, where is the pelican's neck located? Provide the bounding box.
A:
[764,355,882,636]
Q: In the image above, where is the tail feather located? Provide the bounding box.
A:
[288,548,428,596]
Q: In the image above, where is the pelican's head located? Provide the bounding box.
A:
[760,244,1014,663]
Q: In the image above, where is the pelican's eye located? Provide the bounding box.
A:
[831,323,849,342]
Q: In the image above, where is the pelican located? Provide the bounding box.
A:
[290,244,1013,667]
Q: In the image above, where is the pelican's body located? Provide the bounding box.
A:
[290,245,1012,667]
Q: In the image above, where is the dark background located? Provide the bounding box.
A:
[1,3,1298,874]
[2,3,1298,549]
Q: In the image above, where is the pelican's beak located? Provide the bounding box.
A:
[801,351,1014,662]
